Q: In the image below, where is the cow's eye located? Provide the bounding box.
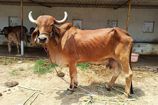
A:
[50,24,54,27]
[36,24,40,28]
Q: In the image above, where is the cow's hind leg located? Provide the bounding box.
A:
[68,62,78,91]
[106,60,121,91]
[121,60,133,97]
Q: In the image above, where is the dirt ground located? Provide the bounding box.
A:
[0,57,158,105]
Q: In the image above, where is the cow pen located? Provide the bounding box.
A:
[0,0,158,105]
[0,56,158,105]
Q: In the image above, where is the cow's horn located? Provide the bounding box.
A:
[28,11,37,24]
[55,11,68,24]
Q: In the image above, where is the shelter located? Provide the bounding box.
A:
[0,0,158,56]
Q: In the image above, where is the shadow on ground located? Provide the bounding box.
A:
[55,82,145,105]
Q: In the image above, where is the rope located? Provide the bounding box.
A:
[43,46,95,97]
[52,64,95,97]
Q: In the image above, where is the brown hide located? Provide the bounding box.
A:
[47,26,132,64]
[7,32,20,54]
[31,20,133,97]
[61,27,117,62]
[1,26,28,53]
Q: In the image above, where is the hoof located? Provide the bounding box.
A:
[74,82,78,88]
[124,92,133,98]
[57,72,65,77]
[66,88,74,95]
[105,84,111,91]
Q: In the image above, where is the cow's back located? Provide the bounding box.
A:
[61,27,119,62]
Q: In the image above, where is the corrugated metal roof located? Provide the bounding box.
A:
[0,0,158,8]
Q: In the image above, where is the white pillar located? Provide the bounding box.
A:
[20,0,24,56]
[20,40,24,56]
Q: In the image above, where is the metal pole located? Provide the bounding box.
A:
[20,0,24,56]
[126,0,132,31]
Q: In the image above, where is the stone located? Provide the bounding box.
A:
[5,81,19,87]
[57,72,65,77]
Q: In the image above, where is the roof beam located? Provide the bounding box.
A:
[29,0,52,8]
[113,1,128,9]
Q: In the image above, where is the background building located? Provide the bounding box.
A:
[0,0,158,55]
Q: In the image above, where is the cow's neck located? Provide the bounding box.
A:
[45,38,66,66]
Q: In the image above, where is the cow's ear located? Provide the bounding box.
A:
[51,25,60,36]
[31,29,39,44]
[51,25,60,44]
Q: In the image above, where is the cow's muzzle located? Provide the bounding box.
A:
[37,34,48,44]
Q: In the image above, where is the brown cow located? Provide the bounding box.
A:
[1,26,28,54]
[28,11,134,97]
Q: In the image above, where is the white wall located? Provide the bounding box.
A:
[0,5,158,44]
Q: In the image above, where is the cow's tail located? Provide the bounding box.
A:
[129,42,134,94]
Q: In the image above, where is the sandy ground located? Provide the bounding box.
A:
[0,58,158,105]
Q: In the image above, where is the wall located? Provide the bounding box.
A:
[0,5,158,44]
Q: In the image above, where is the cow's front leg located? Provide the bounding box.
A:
[8,42,11,54]
[16,44,20,54]
[68,62,78,91]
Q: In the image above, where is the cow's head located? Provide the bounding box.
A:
[28,11,68,44]
[1,26,12,35]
